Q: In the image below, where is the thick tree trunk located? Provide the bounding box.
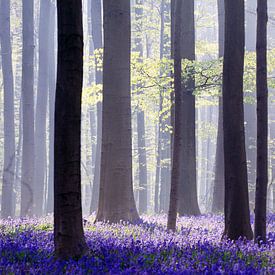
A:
[54,0,87,259]
[223,0,253,240]
[167,0,182,232]
[254,0,268,243]
[90,0,103,214]
[21,0,35,217]
[212,0,225,213]
[34,0,51,216]
[0,0,16,218]
[96,0,139,223]
[46,2,56,214]
[178,0,200,216]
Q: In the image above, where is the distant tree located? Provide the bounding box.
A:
[21,0,35,217]
[167,0,182,232]
[254,0,268,243]
[46,1,56,214]
[178,0,200,216]
[212,0,225,213]
[0,0,16,218]
[90,0,103,214]
[223,0,253,240]
[158,0,171,214]
[34,0,51,216]
[96,0,140,223]
[54,0,88,258]
[134,0,148,214]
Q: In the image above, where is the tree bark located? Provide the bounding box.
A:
[95,0,140,223]
[212,0,225,213]
[90,0,103,214]
[0,0,16,218]
[54,0,88,259]
[178,0,200,216]
[223,0,253,240]
[34,0,51,216]
[254,0,268,243]
[21,0,35,217]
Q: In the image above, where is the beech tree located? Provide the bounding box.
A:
[34,0,51,216]
[54,0,88,258]
[0,0,16,218]
[254,0,268,243]
[96,0,139,223]
[21,0,35,217]
[223,0,253,240]
[212,0,225,213]
[178,0,200,216]
[90,0,103,214]
[167,0,182,232]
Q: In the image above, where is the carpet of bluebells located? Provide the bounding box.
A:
[0,214,274,274]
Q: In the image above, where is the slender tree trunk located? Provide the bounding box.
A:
[137,110,148,213]
[34,0,51,216]
[96,0,140,223]
[223,0,253,240]
[167,0,182,232]
[134,0,148,214]
[90,0,103,213]
[212,0,225,213]
[254,0,268,243]
[54,0,87,258]
[159,0,171,214]
[178,0,200,216]
[21,0,35,217]
[0,0,16,218]
[46,2,56,214]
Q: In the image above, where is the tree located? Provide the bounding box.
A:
[96,0,139,223]
[212,0,225,213]
[21,0,35,217]
[34,0,51,216]
[0,0,16,218]
[254,0,268,243]
[167,0,182,232]
[178,0,200,216]
[158,0,171,214]
[134,0,148,214]
[90,0,103,214]
[54,0,88,258]
[46,1,56,214]
[223,0,253,240]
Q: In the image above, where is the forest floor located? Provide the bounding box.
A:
[0,214,274,274]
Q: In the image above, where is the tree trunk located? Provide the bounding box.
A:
[0,0,16,218]
[223,0,253,240]
[178,0,200,216]
[167,0,182,232]
[90,0,103,214]
[34,0,51,216]
[21,0,35,217]
[54,0,88,259]
[212,0,225,213]
[46,2,56,214]
[158,0,171,214]
[96,0,140,223]
[254,0,268,243]
[137,110,148,213]
[133,0,148,214]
